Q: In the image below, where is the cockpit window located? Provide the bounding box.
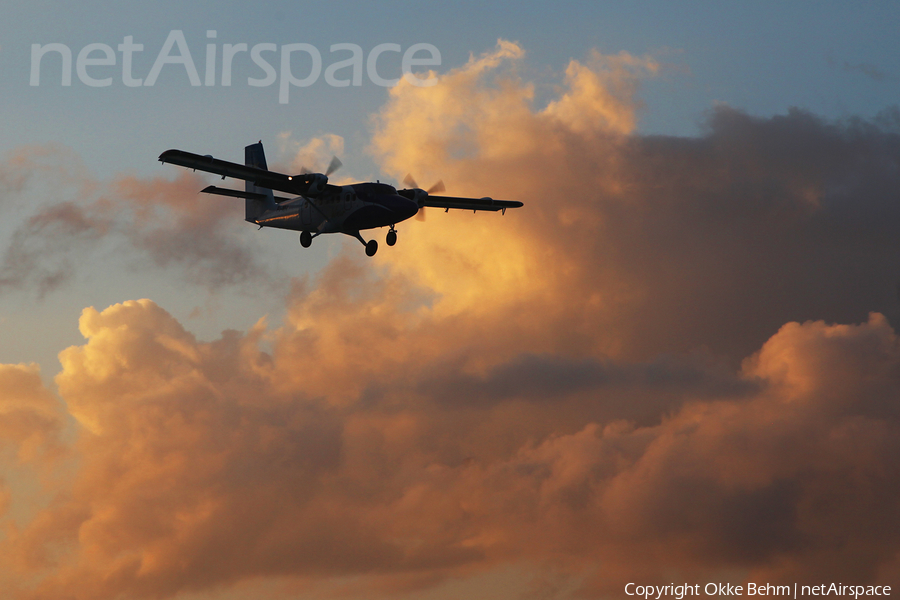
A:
[373,183,396,195]
[354,182,397,197]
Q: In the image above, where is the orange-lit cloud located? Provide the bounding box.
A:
[0,363,63,465]
[2,296,899,599]
[277,132,346,176]
[370,42,900,362]
[2,41,900,600]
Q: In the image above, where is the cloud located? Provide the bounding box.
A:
[5,300,355,599]
[112,173,270,287]
[276,132,345,175]
[3,40,900,599]
[0,200,113,296]
[0,363,66,592]
[0,363,64,465]
[370,41,900,363]
[0,149,276,296]
[543,50,659,135]
[2,295,899,599]
[827,55,895,83]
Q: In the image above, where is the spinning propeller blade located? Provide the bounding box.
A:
[399,173,447,221]
[325,155,343,177]
[402,173,445,222]
[298,155,342,178]
[403,174,444,196]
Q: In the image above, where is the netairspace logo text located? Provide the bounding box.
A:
[30,29,441,103]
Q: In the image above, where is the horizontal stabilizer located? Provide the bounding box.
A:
[201,185,289,203]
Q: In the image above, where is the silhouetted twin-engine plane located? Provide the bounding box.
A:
[158,141,522,256]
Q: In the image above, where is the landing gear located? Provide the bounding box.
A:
[299,230,312,248]
[350,231,379,257]
[386,228,397,246]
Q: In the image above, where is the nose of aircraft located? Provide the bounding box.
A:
[389,195,419,221]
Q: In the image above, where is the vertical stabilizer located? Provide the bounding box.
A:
[244,141,277,222]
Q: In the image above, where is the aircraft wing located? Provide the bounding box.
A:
[422,195,523,212]
[158,149,338,196]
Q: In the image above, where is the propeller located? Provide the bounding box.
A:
[295,155,342,195]
[402,174,445,221]
[299,155,342,176]
[403,174,444,194]
[325,155,342,177]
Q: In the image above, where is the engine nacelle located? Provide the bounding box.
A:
[397,186,429,206]
[305,173,328,196]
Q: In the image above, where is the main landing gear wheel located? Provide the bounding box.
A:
[386,229,397,246]
[299,231,312,248]
[365,239,378,257]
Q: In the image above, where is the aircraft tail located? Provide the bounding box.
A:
[244,142,277,222]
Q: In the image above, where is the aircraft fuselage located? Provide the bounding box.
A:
[253,182,418,234]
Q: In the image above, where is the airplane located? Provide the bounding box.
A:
[158,141,523,256]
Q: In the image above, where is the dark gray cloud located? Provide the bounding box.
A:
[513,105,900,362]
[417,352,757,426]
[0,154,276,296]
[828,55,895,82]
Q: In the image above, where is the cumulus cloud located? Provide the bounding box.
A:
[0,363,66,593]
[277,132,346,176]
[2,294,899,599]
[0,363,64,465]
[370,41,900,363]
[3,40,900,600]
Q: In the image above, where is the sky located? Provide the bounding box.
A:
[1,2,900,599]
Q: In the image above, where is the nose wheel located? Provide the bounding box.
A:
[386,228,397,246]
[299,230,312,248]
